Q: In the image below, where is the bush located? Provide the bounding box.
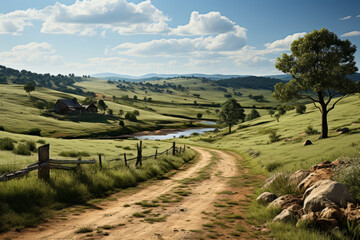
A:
[246,109,261,121]
[263,172,300,196]
[125,112,137,121]
[0,137,15,150]
[296,104,306,114]
[305,125,319,135]
[13,143,31,155]
[269,130,281,143]
[36,139,46,144]
[119,120,125,127]
[26,140,37,152]
[0,126,4,131]
[26,128,41,136]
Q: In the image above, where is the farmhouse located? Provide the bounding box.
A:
[54,98,98,114]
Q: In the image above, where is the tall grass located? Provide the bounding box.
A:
[0,149,195,232]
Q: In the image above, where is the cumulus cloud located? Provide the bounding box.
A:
[341,31,360,37]
[340,16,351,20]
[0,0,170,35]
[170,11,246,36]
[264,32,306,51]
[0,42,62,66]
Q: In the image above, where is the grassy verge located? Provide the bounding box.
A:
[0,148,195,232]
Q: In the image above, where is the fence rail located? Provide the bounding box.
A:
[0,141,186,183]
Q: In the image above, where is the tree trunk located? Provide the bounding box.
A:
[319,107,329,139]
[228,124,232,134]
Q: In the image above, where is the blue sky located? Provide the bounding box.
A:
[0,0,359,76]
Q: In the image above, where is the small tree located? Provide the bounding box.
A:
[246,109,261,121]
[273,28,359,139]
[98,100,108,114]
[268,109,275,117]
[274,113,280,122]
[197,113,202,119]
[119,120,125,127]
[24,81,35,96]
[218,99,245,133]
[133,110,140,116]
[134,95,137,100]
[119,109,124,117]
[107,109,113,115]
[125,112,137,121]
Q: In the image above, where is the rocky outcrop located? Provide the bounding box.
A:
[268,195,303,210]
[310,161,334,172]
[256,192,277,204]
[273,209,297,223]
[297,168,333,192]
[303,140,313,146]
[289,169,310,186]
[303,180,355,213]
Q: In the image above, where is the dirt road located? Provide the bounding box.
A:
[4,147,256,240]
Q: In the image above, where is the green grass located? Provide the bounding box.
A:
[75,226,93,234]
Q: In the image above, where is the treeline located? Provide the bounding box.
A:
[215,76,285,90]
[0,65,95,97]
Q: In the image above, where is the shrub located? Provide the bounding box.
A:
[305,125,319,135]
[119,120,125,127]
[13,143,31,155]
[246,109,261,121]
[125,112,137,121]
[296,104,306,114]
[266,161,282,172]
[26,140,37,152]
[0,126,4,131]
[269,130,281,143]
[26,128,41,136]
[263,172,300,196]
[0,137,15,150]
[37,139,46,144]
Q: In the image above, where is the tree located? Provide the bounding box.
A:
[119,120,125,127]
[133,110,140,116]
[98,100,108,114]
[268,109,275,117]
[218,99,245,133]
[246,109,261,121]
[119,109,124,117]
[107,109,113,115]
[296,104,307,114]
[24,81,35,96]
[197,113,202,119]
[273,28,359,139]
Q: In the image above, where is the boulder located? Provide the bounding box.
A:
[262,173,282,189]
[287,204,302,214]
[256,192,277,204]
[289,169,310,186]
[336,127,350,134]
[316,218,339,229]
[273,209,297,223]
[268,195,303,210]
[319,206,344,220]
[332,158,346,166]
[310,161,334,172]
[297,168,333,192]
[303,180,355,214]
[303,140,313,146]
[345,203,360,223]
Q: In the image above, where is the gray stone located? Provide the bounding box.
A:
[256,192,277,204]
[273,209,296,223]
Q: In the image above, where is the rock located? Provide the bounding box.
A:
[303,180,356,214]
[345,203,360,223]
[262,173,282,189]
[287,204,302,214]
[319,206,345,225]
[332,158,346,166]
[268,195,303,210]
[310,161,334,172]
[303,140,313,146]
[273,209,297,223]
[316,218,339,229]
[256,192,277,204]
[297,168,333,192]
[336,127,350,134]
[289,169,310,186]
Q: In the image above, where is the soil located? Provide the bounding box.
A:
[2,147,264,240]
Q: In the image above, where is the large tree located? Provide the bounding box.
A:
[218,99,245,133]
[273,28,359,139]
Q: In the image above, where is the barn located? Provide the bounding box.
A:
[54,98,85,114]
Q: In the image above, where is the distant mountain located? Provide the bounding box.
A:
[265,74,292,81]
[216,76,285,90]
[91,73,250,81]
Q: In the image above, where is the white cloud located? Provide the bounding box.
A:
[0,0,170,35]
[264,32,306,51]
[340,16,351,20]
[357,15,360,18]
[341,31,360,37]
[170,11,246,37]
[0,42,62,66]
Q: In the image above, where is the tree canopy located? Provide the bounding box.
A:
[273,28,359,139]
[218,99,245,133]
[24,81,35,96]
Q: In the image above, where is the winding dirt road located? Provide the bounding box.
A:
[3,147,257,240]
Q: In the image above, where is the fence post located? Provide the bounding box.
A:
[38,144,50,181]
[184,144,186,152]
[172,142,176,156]
[77,157,82,170]
[166,149,168,155]
[124,153,127,167]
[136,141,143,167]
[98,154,102,170]
[155,149,158,159]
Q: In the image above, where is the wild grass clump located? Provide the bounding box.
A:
[26,140,37,152]
[36,139,46,144]
[25,128,41,136]
[263,172,300,196]
[59,151,90,158]
[265,161,283,172]
[333,157,360,202]
[0,126,4,131]
[305,125,319,135]
[12,143,31,155]
[0,137,15,150]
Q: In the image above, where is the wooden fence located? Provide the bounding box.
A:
[0,141,186,182]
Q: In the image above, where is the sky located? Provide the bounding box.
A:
[0,0,359,76]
